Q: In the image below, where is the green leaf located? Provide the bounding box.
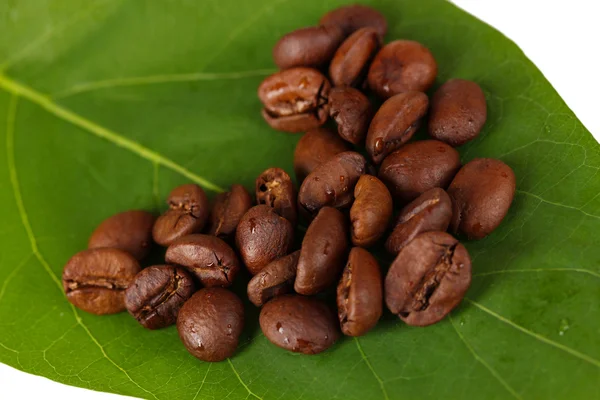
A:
[0,0,598,399]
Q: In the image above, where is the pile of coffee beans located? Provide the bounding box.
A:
[62,4,516,363]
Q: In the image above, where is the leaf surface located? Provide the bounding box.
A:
[0,1,598,399]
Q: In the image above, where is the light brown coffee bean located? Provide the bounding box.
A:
[428,79,487,147]
[448,158,516,239]
[350,175,393,247]
[366,91,429,164]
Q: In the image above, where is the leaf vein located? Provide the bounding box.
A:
[473,267,600,279]
[449,315,523,400]
[516,189,600,220]
[466,298,600,368]
[227,358,262,400]
[354,337,390,400]
[0,73,224,193]
[5,94,159,399]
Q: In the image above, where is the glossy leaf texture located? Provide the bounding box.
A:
[0,0,599,399]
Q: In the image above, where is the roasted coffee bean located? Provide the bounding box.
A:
[368,40,437,98]
[337,247,382,336]
[258,68,331,133]
[260,295,339,354]
[295,207,348,295]
[386,188,453,254]
[378,140,461,203]
[329,28,381,88]
[247,251,300,307]
[293,127,351,182]
[366,91,429,164]
[429,79,487,147]
[124,265,196,330]
[62,248,141,315]
[153,184,209,247]
[236,205,294,275]
[177,288,244,362]
[350,175,393,247]
[320,4,387,38]
[256,167,297,226]
[385,231,471,326]
[329,87,373,145]
[298,151,367,215]
[208,184,253,239]
[448,158,515,239]
[165,234,240,287]
[273,25,345,69]
[88,210,155,261]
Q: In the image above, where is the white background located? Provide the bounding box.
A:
[1,1,599,399]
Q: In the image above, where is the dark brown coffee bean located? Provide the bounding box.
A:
[368,40,437,98]
[337,247,382,336]
[378,140,461,203]
[124,265,196,330]
[177,288,244,362]
[256,167,297,226]
[298,151,367,215]
[208,184,253,239]
[273,25,345,69]
[258,68,331,133]
[165,234,240,287]
[366,91,429,164]
[350,175,393,247]
[385,231,471,326]
[293,127,351,182]
[236,205,294,275]
[295,207,348,295]
[247,251,300,307]
[62,248,141,315]
[448,158,516,239]
[319,4,387,38]
[88,210,155,261]
[386,188,453,254]
[329,87,373,145]
[153,184,209,247]
[329,28,381,88]
[428,79,487,147]
[260,295,339,354]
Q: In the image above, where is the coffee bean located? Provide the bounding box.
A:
[293,127,351,182]
[124,265,196,330]
[295,207,348,295]
[260,295,339,354]
[247,251,300,307]
[256,167,297,226]
[385,231,471,326]
[378,140,461,203]
[153,184,209,247]
[337,247,382,336]
[258,68,331,133]
[319,4,387,38]
[208,184,253,239]
[273,25,345,69]
[236,205,294,275]
[448,158,515,239]
[366,91,429,164]
[350,175,393,247]
[298,151,367,215]
[62,248,141,315]
[177,288,244,362]
[386,188,453,254]
[329,87,373,145]
[429,79,487,146]
[368,40,437,98]
[329,27,381,88]
[165,234,240,287]
[88,210,155,261]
